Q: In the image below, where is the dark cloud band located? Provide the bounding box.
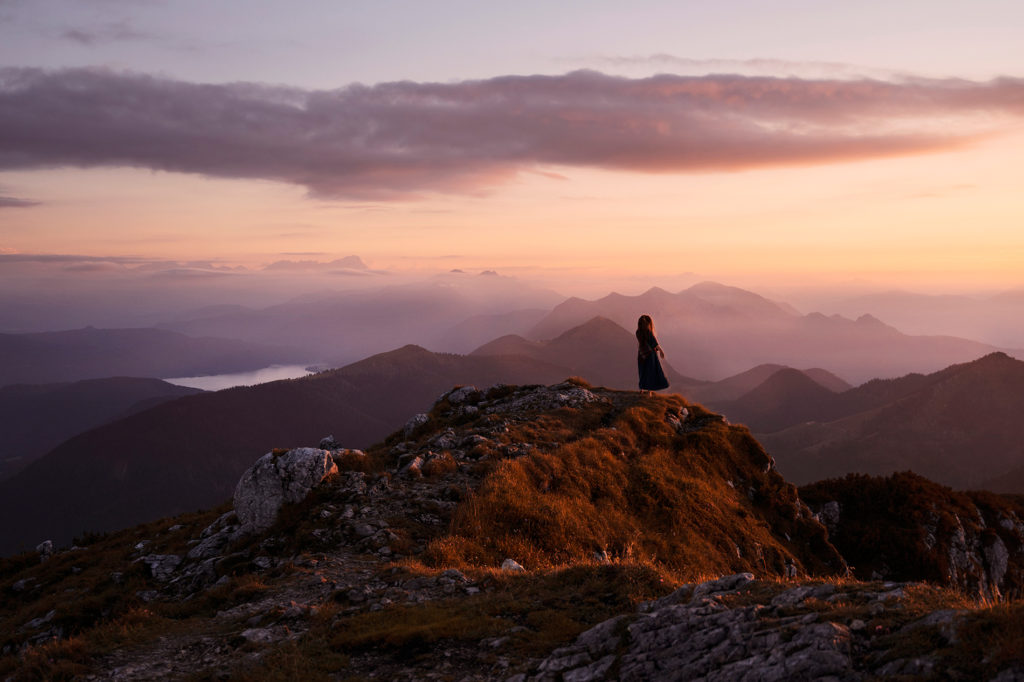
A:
[0,194,38,208]
[1,68,1022,199]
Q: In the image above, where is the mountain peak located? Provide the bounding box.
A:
[639,285,674,297]
[565,315,627,333]
[686,280,734,293]
[974,351,1013,364]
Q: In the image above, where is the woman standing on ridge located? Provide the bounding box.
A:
[636,314,669,396]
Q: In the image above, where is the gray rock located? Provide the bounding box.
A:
[21,609,55,631]
[440,568,469,583]
[338,470,368,495]
[233,447,338,533]
[200,511,237,538]
[11,578,34,592]
[990,667,1024,682]
[174,556,220,591]
[876,655,937,677]
[501,443,536,459]
[445,386,479,405]
[141,554,182,582]
[331,448,366,465]
[770,583,836,608]
[188,523,244,561]
[403,413,429,437]
[901,608,965,645]
[430,429,459,450]
[984,535,1010,591]
[352,522,376,538]
[240,627,286,644]
[530,575,861,682]
[574,615,628,655]
[400,456,424,477]
[537,648,592,673]
[136,590,159,602]
[483,384,608,415]
[691,572,756,600]
[818,500,841,534]
[502,558,525,572]
[460,434,491,448]
[35,540,53,561]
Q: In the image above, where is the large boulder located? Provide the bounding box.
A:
[234,448,338,533]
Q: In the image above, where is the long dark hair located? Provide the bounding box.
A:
[636,314,655,341]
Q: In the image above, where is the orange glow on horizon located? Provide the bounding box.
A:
[1,125,1022,296]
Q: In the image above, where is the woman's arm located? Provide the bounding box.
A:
[652,334,665,358]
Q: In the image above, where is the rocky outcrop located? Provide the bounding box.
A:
[801,472,1024,599]
[140,554,182,582]
[519,574,1012,682]
[233,447,338,533]
[478,382,608,414]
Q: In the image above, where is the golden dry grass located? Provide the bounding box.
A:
[422,391,834,580]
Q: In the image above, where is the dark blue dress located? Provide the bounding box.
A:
[637,329,669,391]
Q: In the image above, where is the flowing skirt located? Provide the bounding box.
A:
[638,352,669,391]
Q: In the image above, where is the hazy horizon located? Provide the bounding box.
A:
[3,257,1024,353]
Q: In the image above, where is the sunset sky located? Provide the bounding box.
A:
[2,0,1024,297]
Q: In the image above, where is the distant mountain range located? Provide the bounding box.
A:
[0,327,305,387]
[21,280,1005,388]
[527,282,1008,383]
[0,377,202,482]
[820,289,1024,348]
[471,316,695,390]
[433,308,550,354]
[738,353,1024,490]
[157,274,565,367]
[706,368,851,433]
[683,363,851,405]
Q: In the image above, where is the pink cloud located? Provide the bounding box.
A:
[1,68,1022,199]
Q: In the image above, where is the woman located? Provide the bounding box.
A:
[636,314,669,395]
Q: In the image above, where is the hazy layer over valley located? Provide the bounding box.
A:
[2,258,1020,383]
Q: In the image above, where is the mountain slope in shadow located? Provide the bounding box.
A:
[0,327,305,387]
[758,353,1024,490]
[708,368,849,433]
[0,377,202,481]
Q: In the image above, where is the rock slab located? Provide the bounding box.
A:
[527,574,857,682]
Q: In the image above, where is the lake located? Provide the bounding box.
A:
[164,364,315,391]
